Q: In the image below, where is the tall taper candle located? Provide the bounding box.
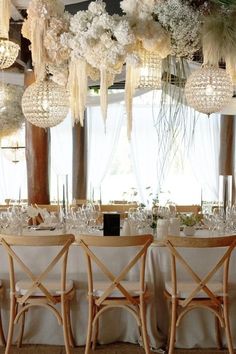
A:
[62,184,66,214]
[18,187,21,204]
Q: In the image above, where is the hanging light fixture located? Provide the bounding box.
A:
[0,0,20,70]
[22,77,69,128]
[138,46,162,89]
[0,39,20,70]
[185,65,233,115]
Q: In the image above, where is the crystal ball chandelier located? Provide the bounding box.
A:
[22,78,69,128]
[138,47,162,89]
[185,65,233,115]
[0,39,20,70]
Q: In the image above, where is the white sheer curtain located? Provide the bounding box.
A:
[87,103,124,199]
[50,114,73,202]
[130,102,160,204]
[0,150,27,202]
[187,113,220,201]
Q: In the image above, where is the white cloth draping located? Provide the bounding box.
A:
[129,93,161,204]
[87,104,124,198]
[187,114,220,201]
[50,114,73,201]
[0,150,26,201]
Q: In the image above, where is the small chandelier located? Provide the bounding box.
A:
[0,0,20,70]
[22,78,69,128]
[138,46,162,89]
[0,39,20,70]
[185,65,233,115]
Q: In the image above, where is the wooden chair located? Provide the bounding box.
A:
[0,285,5,346]
[100,203,138,213]
[1,234,75,354]
[78,234,153,354]
[175,205,201,214]
[35,204,60,213]
[158,235,236,354]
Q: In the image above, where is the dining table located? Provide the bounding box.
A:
[0,227,235,352]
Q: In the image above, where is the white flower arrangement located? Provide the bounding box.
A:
[153,0,202,59]
[0,84,25,139]
[120,0,156,21]
[44,13,71,65]
[21,0,66,80]
[67,0,135,75]
[25,0,64,20]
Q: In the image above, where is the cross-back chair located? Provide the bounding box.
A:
[1,234,75,354]
[78,234,153,354]
[0,284,5,347]
[175,205,201,215]
[159,235,236,354]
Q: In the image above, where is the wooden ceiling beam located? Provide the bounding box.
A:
[10,3,24,21]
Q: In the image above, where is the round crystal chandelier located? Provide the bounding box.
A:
[185,65,233,115]
[22,78,69,128]
[138,47,162,89]
[0,39,20,70]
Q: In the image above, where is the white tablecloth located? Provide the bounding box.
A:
[0,229,235,351]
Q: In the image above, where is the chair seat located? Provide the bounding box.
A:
[165,281,223,299]
[16,279,74,296]
[93,281,146,298]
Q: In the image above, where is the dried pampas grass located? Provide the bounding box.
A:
[202,9,236,83]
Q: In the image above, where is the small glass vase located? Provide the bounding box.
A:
[183,225,195,236]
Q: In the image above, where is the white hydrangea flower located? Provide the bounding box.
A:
[67,0,134,75]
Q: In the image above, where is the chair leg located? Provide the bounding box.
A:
[65,301,75,348]
[139,299,150,354]
[85,296,94,354]
[0,308,5,346]
[17,307,25,348]
[168,299,177,354]
[5,297,16,354]
[61,297,71,354]
[215,315,222,349]
[92,306,99,350]
[223,298,234,354]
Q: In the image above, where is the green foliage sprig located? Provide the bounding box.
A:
[180,213,201,226]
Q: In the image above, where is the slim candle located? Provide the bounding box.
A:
[66,174,69,211]
[62,184,66,214]
[18,187,21,204]
[99,186,102,205]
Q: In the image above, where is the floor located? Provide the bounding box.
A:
[0,343,232,354]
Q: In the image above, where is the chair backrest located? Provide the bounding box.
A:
[35,204,60,213]
[100,203,138,213]
[78,235,153,306]
[0,234,75,304]
[176,205,201,214]
[160,235,236,307]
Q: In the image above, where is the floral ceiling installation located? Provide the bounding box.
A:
[21,0,236,134]
[0,84,25,139]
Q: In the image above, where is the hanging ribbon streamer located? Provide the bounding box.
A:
[68,58,88,127]
[0,0,10,39]
[100,69,108,125]
[31,17,47,80]
[125,63,139,140]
